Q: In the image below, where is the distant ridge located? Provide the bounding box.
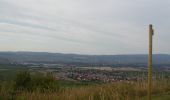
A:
[0,52,169,67]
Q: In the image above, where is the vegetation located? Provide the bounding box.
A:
[0,70,169,100]
[14,79,170,100]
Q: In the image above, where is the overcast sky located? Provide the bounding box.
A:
[0,0,170,55]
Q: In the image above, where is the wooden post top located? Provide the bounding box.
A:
[149,24,154,36]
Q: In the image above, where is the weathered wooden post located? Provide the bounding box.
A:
[148,24,154,100]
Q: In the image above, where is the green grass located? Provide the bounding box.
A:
[152,94,170,100]
[0,64,28,81]
[141,93,170,100]
[0,70,17,81]
[58,80,102,88]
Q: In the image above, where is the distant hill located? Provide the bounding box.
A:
[0,52,169,67]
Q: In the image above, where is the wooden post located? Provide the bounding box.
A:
[148,24,154,100]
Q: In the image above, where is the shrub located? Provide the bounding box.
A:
[14,71,31,90]
[13,71,59,92]
[31,72,59,92]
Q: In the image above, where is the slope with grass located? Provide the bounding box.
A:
[15,80,170,100]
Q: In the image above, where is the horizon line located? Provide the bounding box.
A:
[0,51,169,56]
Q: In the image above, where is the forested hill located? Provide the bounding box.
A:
[0,52,169,66]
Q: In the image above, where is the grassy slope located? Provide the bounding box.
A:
[14,80,170,100]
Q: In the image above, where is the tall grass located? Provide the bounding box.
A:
[14,79,170,100]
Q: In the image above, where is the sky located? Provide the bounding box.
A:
[0,0,170,55]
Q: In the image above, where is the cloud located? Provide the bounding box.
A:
[0,0,170,54]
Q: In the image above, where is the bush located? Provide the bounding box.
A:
[31,72,59,92]
[14,71,31,90]
[14,71,59,92]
